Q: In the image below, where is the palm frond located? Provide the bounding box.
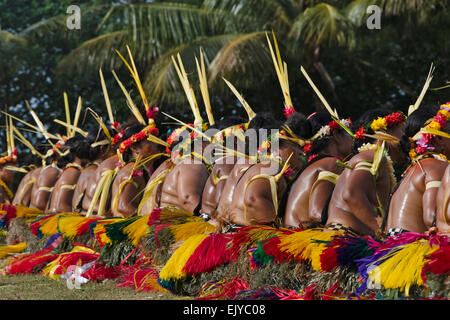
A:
[0,30,27,46]
[290,3,356,49]
[207,31,269,84]
[143,34,239,106]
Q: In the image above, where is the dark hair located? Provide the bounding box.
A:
[404,104,439,138]
[86,126,114,161]
[44,139,60,164]
[65,136,91,161]
[399,104,440,158]
[248,112,281,131]
[216,115,246,131]
[120,124,148,162]
[280,112,310,149]
[351,108,392,154]
[305,112,332,154]
[57,154,73,168]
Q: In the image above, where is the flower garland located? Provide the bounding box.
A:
[357,143,397,188]
[355,112,406,141]
[302,119,352,156]
[0,148,18,166]
[413,103,450,156]
[118,126,160,154]
[311,119,352,141]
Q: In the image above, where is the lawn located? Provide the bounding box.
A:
[0,274,189,300]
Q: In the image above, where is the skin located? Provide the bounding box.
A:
[48,160,82,213]
[29,162,61,211]
[138,158,174,216]
[210,156,254,224]
[12,167,37,206]
[283,130,353,228]
[110,140,160,218]
[72,163,98,213]
[199,156,237,216]
[217,142,301,226]
[159,157,210,214]
[386,158,448,233]
[325,125,405,236]
[436,165,450,233]
[159,140,210,214]
[284,158,344,228]
[84,154,118,215]
[388,122,450,233]
[0,164,15,204]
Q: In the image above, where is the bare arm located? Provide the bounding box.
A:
[422,164,448,228]
[308,180,335,224]
[177,164,209,213]
[244,177,286,225]
[341,169,381,232]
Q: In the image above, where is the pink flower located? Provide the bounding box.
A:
[132,170,143,178]
[283,106,296,118]
[283,168,294,177]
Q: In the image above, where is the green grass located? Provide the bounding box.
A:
[0,274,192,300]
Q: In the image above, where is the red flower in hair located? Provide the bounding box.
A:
[303,143,312,154]
[328,121,340,131]
[112,122,121,130]
[355,127,366,140]
[283,106,296,118]
[146,107,159,120]
[434,113,447,129]
[308,154,318,163]
[385,112,405,127]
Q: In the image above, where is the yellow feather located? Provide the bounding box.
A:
[40,213,78,236]
[123,215,151,247]
[0,242,27,259]
[368,239,438,296]
[277,228,342,271]
[169,220,217,242]
[159,233,209,280]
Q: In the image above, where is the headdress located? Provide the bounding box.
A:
[411,102,450,157]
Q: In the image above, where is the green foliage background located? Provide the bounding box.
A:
[0,0,449,160]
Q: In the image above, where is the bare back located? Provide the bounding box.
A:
[326,150,391,236]
[200,157,236,215]
[48,166,82,213]
[29,165,61,211]
[84,155,118,214]
[12,169,37,206]
[228,160,286,226]
[284,157,343,228]
[435,164,450,233]
[213,157,254,222]
[110,162,146,218]
[139,158,174,215]
[72,164,98,213]
[386,158,448,233]
[159,157,209,214]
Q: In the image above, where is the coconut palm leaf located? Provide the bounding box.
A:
[143,34,241,105]
[290,3,356,50]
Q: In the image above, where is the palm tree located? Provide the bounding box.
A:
[18,0,448,119]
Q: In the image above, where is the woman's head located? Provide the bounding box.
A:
[411,103,450,159]
[301,112,353,160]
[65,136,91,163]
[120,124,161,162]
[352,108,406,163]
